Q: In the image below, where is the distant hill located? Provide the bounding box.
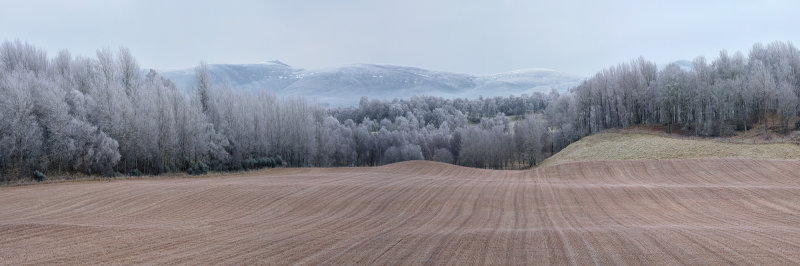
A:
[160,62,584,107]
[660,59,694,72]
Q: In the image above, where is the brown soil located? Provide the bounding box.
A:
[2,159,800,264]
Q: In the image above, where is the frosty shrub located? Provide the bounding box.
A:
[32,170,47,182]
[434,148,454,164]
[187,162,209,175]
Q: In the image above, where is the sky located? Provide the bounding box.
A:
[1,0,799,76]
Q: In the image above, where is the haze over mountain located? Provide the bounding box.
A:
[161,62,584,106]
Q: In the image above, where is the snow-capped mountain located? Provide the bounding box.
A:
[160,61,584,107]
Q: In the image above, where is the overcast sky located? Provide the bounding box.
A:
[1,0,799,76]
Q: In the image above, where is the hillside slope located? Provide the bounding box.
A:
[541,131,800,167]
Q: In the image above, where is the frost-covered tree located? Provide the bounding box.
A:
[514,115,545,166]
[3,40,800,179]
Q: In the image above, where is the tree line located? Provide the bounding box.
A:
[573,42,800,137]
[1,40,798,181]
[0,40,553,181]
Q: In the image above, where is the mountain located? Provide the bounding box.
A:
[474,68,586,97]
[160,62,584,107]
[660,60,694,72]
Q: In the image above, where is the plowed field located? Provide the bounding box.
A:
[2,159,800,264]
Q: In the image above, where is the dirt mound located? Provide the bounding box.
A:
[2,158,800,264]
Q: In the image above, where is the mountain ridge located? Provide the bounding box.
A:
[160,62,585,106]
